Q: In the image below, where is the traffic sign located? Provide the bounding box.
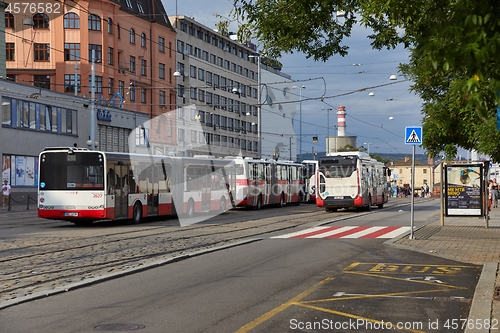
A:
[405,126,422,145]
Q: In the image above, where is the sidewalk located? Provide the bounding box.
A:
[389,202,500,333]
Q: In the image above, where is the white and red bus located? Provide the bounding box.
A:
[301,160,318,202]
[232,157,305,209]
[316,151,389,212]
[37,147,236,225]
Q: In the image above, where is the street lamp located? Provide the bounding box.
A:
[249,54,262,158]
[364,142,372,155]
[294,85,306,159]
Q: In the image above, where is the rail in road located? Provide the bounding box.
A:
[0,198,424,309]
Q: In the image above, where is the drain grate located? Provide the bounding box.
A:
[94,323,146,331]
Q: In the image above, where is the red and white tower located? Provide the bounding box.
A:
[337,106,346,137]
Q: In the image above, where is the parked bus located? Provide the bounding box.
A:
[301,160,318,202]
[231,157,305,209]
[315,151,389,212]
[37,147,236,225]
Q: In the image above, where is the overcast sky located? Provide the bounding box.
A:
[163,0,436,158]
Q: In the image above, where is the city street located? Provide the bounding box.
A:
[0,199,482,332]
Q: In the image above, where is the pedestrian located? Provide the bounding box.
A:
[488,180,493,212]
[492,178,499,208]
[2,179,11,210]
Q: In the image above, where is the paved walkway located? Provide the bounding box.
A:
[388,203,500,333]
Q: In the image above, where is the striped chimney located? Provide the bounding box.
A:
[337,106,346,137]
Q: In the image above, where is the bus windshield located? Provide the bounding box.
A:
[318,156,357,178]
[39,151,104,190]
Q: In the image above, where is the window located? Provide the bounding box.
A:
[129,84,135,101]
[117,24,121,39]
[198,89,205,102]
[34,75,50,89]
[5,13,14,28]
[107,18,113,34]
[88,44,102,62]
[34,43,50,61]
[159,63,165,79]
[88,76,103,93]
[64,43,80,61]
[118,80,124,96]
[64,74,81,92]
[6,43,14,61]
[108,78,114,95]
[33,13,49,29]
[141,59,147,76]
[137,2,144,13]
[129,56,136,73]
[190,87,197,99]
[202,51,208,61]
[158,37,165,52]
[141,33,146,48]
[190,65,196,78]
[129,28,135,44]
[88,14,101,31]
[125,0,132,8]
[198,68,204,81]
[107,47,113,65]
[159,90,166,106]
[141,88,146,103]
[177,40,184,53]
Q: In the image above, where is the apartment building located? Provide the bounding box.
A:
[389,156,435,190]
[4,0,177,139]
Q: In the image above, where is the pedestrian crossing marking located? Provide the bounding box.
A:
[271,226,411,239]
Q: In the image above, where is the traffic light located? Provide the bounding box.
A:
[313,136,318,142]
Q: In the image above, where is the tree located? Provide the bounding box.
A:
[232,0,500,160]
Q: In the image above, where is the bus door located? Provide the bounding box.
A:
[202,165,211,211]
[108,163,127,219]
[147,164,159,216]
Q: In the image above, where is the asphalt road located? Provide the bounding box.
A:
[0,199,482,332]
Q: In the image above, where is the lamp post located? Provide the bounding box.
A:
[90,49,96,150]
[296,85,306,159]
[249,54,262,159]
[364,142,372,155]
[323,108,333,154]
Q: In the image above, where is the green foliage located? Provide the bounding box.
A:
[232,0,500,161]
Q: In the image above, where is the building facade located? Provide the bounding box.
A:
[389,156,435,192]
[4,0,177,120]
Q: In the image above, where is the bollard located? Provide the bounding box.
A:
[26,194,30,210]
[8,195,11,211]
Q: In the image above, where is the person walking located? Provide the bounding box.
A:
[2,180,11,210]
[492,178,499,208]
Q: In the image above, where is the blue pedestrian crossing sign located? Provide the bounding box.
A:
[405,126,422,145]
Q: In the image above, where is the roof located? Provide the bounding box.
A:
[117,0,173,29]
[391,159,432,167]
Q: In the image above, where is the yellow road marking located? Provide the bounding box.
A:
[294,302,427,333]
[301,289,451,304]
[345,270,468,289]
[234,277,334,333]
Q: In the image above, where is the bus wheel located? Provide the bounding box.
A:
[132,202,142,224]
[255,195,262,210]
[187,199,195,217]
[325,208,337,212]
[219,196,227,212]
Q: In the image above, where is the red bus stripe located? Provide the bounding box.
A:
[325,226,372,238]
[359,226,401,238]
[291,226,343,238]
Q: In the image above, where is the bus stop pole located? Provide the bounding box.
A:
[410,145,415,239]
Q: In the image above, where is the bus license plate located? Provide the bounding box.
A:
[334,196,343,200]
[64,212,79,217]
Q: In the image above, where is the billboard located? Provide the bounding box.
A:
[444,164,483,216]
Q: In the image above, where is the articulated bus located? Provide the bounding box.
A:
[316,151,389,212]
[301,160,318,202]
[38,147,236,225]
[231,157,305,209]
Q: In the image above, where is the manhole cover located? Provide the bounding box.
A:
[94,323,145,331]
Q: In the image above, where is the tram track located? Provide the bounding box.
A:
[0,201,404,308]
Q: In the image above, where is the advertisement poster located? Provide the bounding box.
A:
[2,156,11,183]
[445,164,483,216]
